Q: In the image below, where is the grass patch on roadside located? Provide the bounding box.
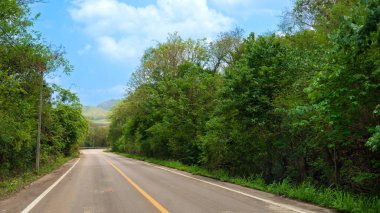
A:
[0,156,73,199]
[113,152,380,213]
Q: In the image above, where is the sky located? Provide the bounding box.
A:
[30,0,293,106]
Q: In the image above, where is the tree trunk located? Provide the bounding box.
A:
[36,72,43,172]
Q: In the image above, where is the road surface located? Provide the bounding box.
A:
[1,149,333,213]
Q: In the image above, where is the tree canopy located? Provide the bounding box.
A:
[0,0,87,178]
[109,0,380,195]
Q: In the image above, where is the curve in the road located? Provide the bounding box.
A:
[12,150,333,213]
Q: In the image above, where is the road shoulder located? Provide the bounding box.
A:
[0,157,79,212]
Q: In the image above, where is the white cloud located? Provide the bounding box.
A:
[69,0,233,61]
[96,36,142,61]
[77,44,92,55]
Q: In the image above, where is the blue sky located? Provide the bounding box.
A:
[30,0,293,106]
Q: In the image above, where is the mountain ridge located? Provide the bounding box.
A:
[82,99,120,124]
[97,99,121,110]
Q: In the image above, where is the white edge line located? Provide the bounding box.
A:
[131,159,311,213]
[21,158,80,213]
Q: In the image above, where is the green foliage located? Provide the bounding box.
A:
[51,102,88,157]
[109,0,380,210]
[0,1,87,180]
[83,124,109,147]
[0,156,72,199]
[367,125,380,151]
[202,34,295,177]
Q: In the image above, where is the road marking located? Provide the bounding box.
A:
[107,160,170,213]
[135,160,312,213]
[21,158,80,213]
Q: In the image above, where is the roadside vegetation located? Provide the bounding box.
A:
[81,100,120,148]
[109,0,380,212]
[0,156,72,199]
[82,123,109,148]
[0,0,87,190]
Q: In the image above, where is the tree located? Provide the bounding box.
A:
[108,0,380,195]
[0,0,85,178]
[208,27,244,72]
[129,33,209,90]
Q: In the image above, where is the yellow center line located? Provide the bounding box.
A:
[107,160,170,213]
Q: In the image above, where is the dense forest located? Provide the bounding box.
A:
[109,0,380,196]
[0,1,87,179]
[82,123,108,148]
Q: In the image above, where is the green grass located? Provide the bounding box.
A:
[0,156,73,199]
[113,152,380,213]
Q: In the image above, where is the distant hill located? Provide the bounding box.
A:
[97,99,121,110]
[82,99,120,125]
[82,106,109,120]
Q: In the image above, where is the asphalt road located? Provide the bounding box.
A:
[10,149,333,213]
